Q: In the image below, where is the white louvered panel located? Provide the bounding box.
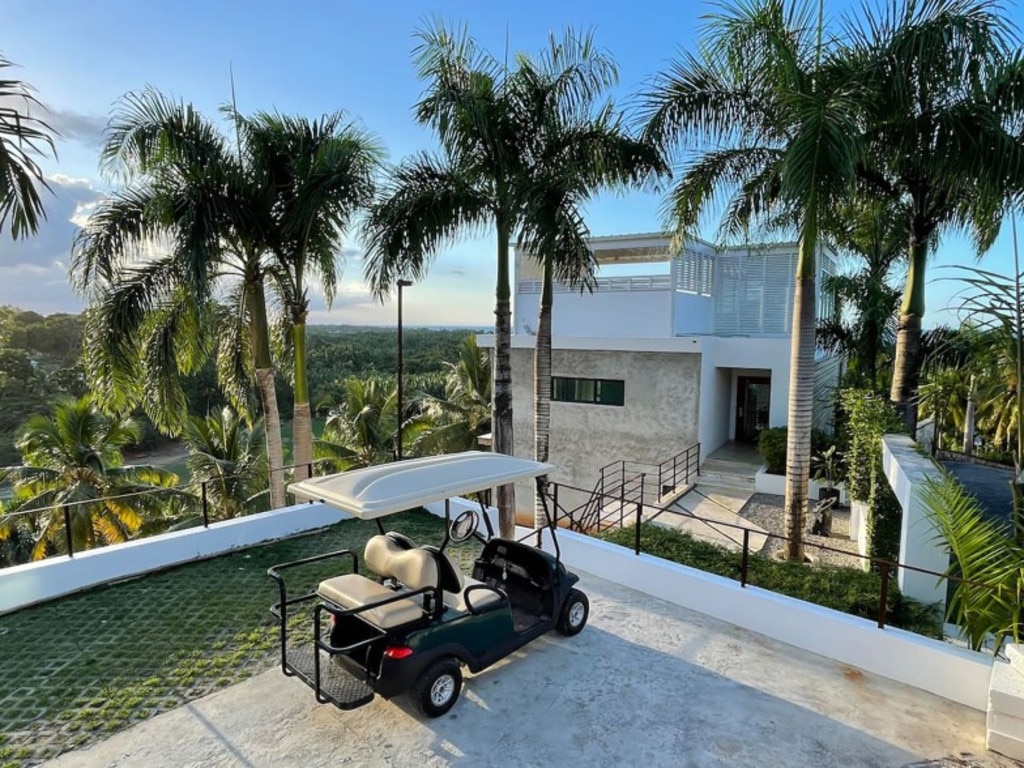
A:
[762,251,795,334]
[713,252,741,335]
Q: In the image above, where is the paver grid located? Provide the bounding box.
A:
[0,510,476,768]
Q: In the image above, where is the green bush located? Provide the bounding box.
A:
[757,427,788,474]
[867,467,902,563]
[756,427,840,477]
[599,524,941,637]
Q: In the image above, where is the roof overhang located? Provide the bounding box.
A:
[287,452,554,519]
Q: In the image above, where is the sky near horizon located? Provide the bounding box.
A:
[2,0,1021,329]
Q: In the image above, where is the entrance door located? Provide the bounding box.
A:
[736,376,771,443]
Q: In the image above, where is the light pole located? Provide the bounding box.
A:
[396,279,412,461]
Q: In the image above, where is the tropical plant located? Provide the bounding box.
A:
[816,198,904,390]
[848,0,1024,432]
[921,472,1023,654]
[71,90,286,508]
[640,0,862,560]
[415,336,492,455]
[316,376,428,471]
[918,367,972,452]
[0,55,55,239]
[238,111,383,481]
[0,397,181,559]
[365,22,648,536]
[511,31,666,528]
[182,407,267,521]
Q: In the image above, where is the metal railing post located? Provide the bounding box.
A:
[673,454,678,487]
[307,462,313,479]
[201,482,210,528]
[63,505,73,557]
[741,529,750,587]
[697,443,701,476]
[634,502,642,556]
[877,563,890,629]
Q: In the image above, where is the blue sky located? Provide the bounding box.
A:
[1,0,1018,327]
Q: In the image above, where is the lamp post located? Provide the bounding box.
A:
[396,279,412,461]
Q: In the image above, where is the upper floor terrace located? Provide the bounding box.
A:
[513,232,836,340]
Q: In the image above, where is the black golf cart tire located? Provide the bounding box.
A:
[556,589,589,636]
[412,657,463,718]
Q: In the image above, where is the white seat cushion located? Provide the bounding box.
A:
[318,573,423,629]
[442,576,504,613]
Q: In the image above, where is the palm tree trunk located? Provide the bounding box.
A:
[890,237,927,433]
[247,281,286,509]
[494,221,516,537]
[783,236,817,562]
[533,254,553,530]
[292,320,313,481]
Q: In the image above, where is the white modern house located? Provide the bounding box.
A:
[481,232,842,511]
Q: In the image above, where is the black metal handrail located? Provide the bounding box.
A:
[541,479,1003,631]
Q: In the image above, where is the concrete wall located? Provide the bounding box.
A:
[522,525,992,711]
[706,337,790,429]
[881,434,948,607]
[698,362,732,455]
[509,346,701,515]
[673,292,714,334]
[514,288,674,338]
[0,502,350,615]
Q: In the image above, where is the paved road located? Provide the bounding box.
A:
[47,573,1010,768]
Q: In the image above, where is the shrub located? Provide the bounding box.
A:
[599,524,941,637]
[757,426,840,478]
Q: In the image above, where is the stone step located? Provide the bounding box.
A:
[700,458,761,477]
[988,657,1024,760]
[696,470,756,490]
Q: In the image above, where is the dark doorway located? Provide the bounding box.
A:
[736,376,771,443]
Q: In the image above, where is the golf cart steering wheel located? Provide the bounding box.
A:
[449,509,479,543]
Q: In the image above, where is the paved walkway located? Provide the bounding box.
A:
[46,572,1009,768]
[648,484,768,553]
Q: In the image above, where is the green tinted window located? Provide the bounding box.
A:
[551,377,624,406]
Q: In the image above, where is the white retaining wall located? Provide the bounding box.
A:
[754,467,849,505]
[521,524,992,711]
[0,502,349,615]
[881,434,948,607]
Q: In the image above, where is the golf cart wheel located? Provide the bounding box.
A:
[556,589,589,636]
[412,657,462,718]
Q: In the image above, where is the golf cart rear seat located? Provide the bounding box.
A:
[317,535,433,629]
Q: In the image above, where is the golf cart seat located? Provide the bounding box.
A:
[420,545,504,613]
[317,535,433,629]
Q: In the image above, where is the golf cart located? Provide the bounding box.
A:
[267,452,588,718]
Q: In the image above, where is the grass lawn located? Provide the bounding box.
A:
[0,509,476,768]
[599,525,943,639]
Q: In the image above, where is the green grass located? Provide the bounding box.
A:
[599,525,942,639]
[0,509,476,767]
[280,417,328,466]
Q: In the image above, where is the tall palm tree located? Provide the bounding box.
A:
[0,55,55,239]
[511,32,666,527]
[849,0,1024,432]
[365,22,631,536]
[641,0,862,560]
[71,90,287,508]
[238,111,383,480]
[182,407,267,520]
[816,198,904,390]
[0,397,180,559]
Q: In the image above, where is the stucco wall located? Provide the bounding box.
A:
[509,347,701,515]
[514,289,675,338]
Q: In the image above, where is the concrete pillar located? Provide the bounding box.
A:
[881,434,948,608]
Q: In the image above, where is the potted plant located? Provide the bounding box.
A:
[811,445,842,536]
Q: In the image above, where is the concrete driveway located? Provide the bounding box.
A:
[46,573,1009,768]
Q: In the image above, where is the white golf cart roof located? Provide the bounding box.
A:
[287,451,555,520]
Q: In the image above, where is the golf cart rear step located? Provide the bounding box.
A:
[285,646,375,710]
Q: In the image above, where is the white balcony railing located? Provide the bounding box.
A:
[517,275,673,294]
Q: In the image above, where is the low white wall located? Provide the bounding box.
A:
[520,525,992,711]
[0,502,348,615]
[881,434,948,607]
[424,498,499,537]
[754,467,849,506]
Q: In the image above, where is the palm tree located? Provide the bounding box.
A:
[182,407,267,520]
[365,22,636,536]
[416,335,492,454]
[816,198,904,390]
[849,0,1024,432]
[641,0,862,560]
[0,55,55,239]
[238,111,383,481]
[316,376,427,471]
[918,367,971,451]
[71,89,288,508]
[0,397,180,559]
[510,32,667,528]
